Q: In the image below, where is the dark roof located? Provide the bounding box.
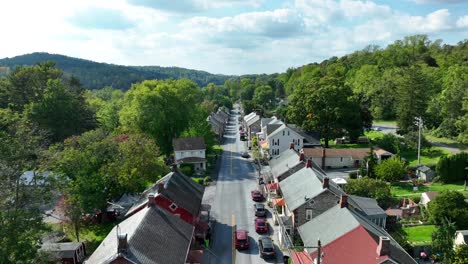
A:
[349,195,386,217]
[41,242,84,259]
[287,124,321,146]
[417,165,432,173]
[266,124,282,136]
[126,170,204,216]
[173,137,205,151]
[86,205,194,264]
[161,170,205,215]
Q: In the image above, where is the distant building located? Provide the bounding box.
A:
[173,137,206,171]
[416,165,435,182]
[41,242,86,264]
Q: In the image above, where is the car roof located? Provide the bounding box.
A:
[255,218,266,223]
[252,190,261,193]
[255,203,265,209]
[236,229,248,239]
[259,237,273,247]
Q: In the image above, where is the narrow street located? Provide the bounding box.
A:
[204,105,284,264]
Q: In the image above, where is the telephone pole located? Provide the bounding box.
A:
[415,117,423,166]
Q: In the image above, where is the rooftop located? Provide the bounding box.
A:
[173,137,205,151]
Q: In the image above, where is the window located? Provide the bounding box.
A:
[288,130,290,136]
[180,151,184,157]
[277,139,280,145]
[200,151,203,154]
[283,131,285,136]
[306,209,313,221]
[297,139,301,145]
[293,139,295,144]
[340,157,343,162]
[169,203,178,211]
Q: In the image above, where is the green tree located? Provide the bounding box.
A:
[181,106,216,153]
[343,177,393,208]
[253,85,274,110]
[25,79,96,142]
[119,79,199,155]
[453,244,468,264]
[432,217,456,263]
[428,190,468,229]
[288,77,363,147]
[395,65,431,134]
[375,157,406,182]
[436,152,468,183]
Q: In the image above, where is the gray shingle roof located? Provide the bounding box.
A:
[266,124,282,136]
[246,115,260,127]
[269,149,302,180]
[86,205,194,264]
[279,167,325,211]
[349,195,386,217]
[287,124,321,146]
[41,242,84,259]
[173,137,205,151]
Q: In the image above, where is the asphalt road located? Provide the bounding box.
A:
[206,105,283,264]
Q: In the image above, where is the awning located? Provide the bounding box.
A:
[267,182,278,190]
[272,198,285,206]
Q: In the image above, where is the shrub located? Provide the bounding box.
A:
[349,171,358,179]
[203,176,212,185]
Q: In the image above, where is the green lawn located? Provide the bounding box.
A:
[399,147,451,167]
[391,182,468,196]
[373,120,397,126]
[403,225,436,245]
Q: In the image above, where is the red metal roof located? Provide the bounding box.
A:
[291,250,312,264]
[309,225,384,264]
[272,198,285,206]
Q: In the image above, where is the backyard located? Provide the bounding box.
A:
[391,181,468,196]
[402,225,436,245]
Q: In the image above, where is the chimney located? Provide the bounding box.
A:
[339,194,348,208]
[322,177,329,189]
[290,143,294,150]
[306,159,312,168]
[157,182,165,193]
[148,193,156,207]
[117,233,128,254]
[299,153,305,161]
[376,236,391,257]
[321,148,326,169]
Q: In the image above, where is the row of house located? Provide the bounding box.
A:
[262,147,416,264]
[86,168,207,264]
[207,107,229,140]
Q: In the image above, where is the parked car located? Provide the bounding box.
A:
[234,229,249,249]
[241,152,249,158]
[255,218,268,233]
[254,203,266,217]
[258,236,276,259]
[251,190,263,201]
[258,177,264,184]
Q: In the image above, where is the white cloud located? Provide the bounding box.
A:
[127,0,264,13]
[456,15,468,28]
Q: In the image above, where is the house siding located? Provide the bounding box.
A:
[267,128,304,157]
[175,149,206,161]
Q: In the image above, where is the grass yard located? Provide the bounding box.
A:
[399,147,451,167]
[373,120,397,127]
[403,225,436,245]
[365,130,386,141]
[391,181,468,196]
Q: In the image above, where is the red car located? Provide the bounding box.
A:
[255,218,268,233]
[251,190,263,201]
[234,229,249,249]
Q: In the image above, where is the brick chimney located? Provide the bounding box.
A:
[321,148,326,169]
[299,153,305,161]
[376,236,391,257]
[339,194,348,208]
[148,193,156,207]
[290,143,294,150]
[322,177,329,189]
[117,233,128,254]
[306,159,312,168]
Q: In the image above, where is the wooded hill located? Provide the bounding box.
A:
[0,52,231,90]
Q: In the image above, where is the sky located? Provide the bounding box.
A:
[0,0,467,75]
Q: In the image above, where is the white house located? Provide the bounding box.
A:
[173,137,206,171]
[243,112,261,141]
[259,117,321,157]
[420,191,439,209]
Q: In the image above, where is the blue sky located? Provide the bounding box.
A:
[0,0,467,75]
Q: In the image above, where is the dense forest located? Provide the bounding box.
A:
[0,35,467,262]
[0,52,231,89]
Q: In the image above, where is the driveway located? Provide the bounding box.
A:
[202,105,284,264]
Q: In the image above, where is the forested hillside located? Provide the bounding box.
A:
[0,52,231,90]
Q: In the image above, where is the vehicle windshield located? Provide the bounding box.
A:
[257,222,265,226]
[238,239,247,243]
[263,247,274,252]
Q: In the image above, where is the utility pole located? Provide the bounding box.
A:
[415,117,423,166]
[293,239,322,264]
